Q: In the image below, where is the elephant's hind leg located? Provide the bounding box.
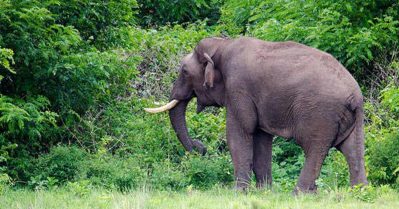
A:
[253,130,273,188]
[294,140,330,194]
[336,128,368,186]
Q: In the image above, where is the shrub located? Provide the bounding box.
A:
[29,146,87,187]
[182,154,233,189]
[366,93,399,188]
[271,137,303,189]
[137,0,223,27]
[45,50,140,115]
[381,86,399,115]
[28,146,145,191]
[150,154,233,190]
[365,64,399,189]
[84,155,145,192]
[0,0,140,114]
[0,173,12,194]
[66,180,91,197]
[0,95,58,181]
[218,0,258,34]
[150,159,189,190]
[367,131,399,188]
[47,0,138,48]
[0,48,14,78]
[0,0,141,181]
[319,150,350,190]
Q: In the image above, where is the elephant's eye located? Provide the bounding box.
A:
[182,68,189,75]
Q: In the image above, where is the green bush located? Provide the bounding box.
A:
[45,50,140,115]
[0,0,140,113]
[47,0,138,48]
[1,0,141,114]
[0,173,12,194]
[381,86,399,115]
[0,48,14,79]
[182,154,233,189]
[28,146,145,192]
[150,159,189,190]
[0,95,58,180]
[0,0,140,181]
[29,146,87,188]
[137,0,223,27]
[150,154,233,190]
[271,137,303,189]
[366,86,399,188]
[84,155,145,192]
[218,0,258,34]
[368,131,399,188]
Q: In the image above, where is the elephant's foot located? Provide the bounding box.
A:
[255,182,265,189]
[292,184,318,195]
[234,185,247,192]
[253,130,273,190]
[234,186,250,193]
[336,128,368,188]
[255,178,272,190]
[234,178,251,192]
[294,140,329,195]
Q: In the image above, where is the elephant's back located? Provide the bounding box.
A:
[222,37,361,100]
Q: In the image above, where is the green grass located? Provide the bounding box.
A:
[1,187,398,209]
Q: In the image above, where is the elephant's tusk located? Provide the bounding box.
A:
[144,99,179,113]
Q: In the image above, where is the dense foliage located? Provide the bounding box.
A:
[137,0,223,27]
[0,0,398,193]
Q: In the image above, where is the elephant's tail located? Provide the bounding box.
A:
[353,104,365,150]
[333,95,364,147]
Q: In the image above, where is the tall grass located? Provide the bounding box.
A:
[1,187,398,209]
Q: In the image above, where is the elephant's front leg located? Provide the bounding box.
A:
[226,108,257,191]
[253,130,273,188]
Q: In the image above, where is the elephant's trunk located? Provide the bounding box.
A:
[168,99,194,152]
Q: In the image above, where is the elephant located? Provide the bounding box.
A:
[145,37,368,193]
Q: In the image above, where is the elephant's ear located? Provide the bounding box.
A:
[194,37,225,63]
[195,37,225,88]
[203,53,215,88]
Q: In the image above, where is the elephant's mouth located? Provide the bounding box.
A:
[197,102,205,113]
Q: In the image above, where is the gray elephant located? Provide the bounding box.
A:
[145,37,368,193]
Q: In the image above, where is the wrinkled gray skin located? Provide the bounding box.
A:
[168,37,368,193]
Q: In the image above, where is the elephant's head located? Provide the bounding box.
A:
[144,37,228,155]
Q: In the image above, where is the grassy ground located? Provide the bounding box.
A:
[1,187,398,209]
